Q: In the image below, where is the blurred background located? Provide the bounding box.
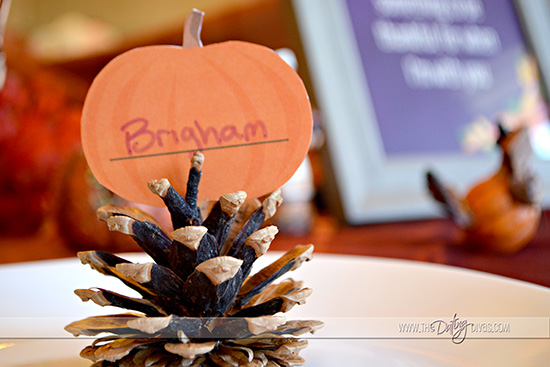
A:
[0,0,549,287]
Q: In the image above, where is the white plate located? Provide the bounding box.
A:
[1,253,549,366]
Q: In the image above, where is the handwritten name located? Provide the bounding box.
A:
[121,118,268,155]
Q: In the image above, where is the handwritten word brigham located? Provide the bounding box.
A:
[121,118,268,155]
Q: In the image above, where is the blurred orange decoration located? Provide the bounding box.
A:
[0,68,82,235]
[427,124,543,254]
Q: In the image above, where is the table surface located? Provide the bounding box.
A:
[1,210,549,288]
[2,249,549,367]
[271,211,550,288]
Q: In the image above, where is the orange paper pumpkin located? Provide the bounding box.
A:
[81,10,312,206]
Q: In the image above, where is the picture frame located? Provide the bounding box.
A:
[292,0,550,224]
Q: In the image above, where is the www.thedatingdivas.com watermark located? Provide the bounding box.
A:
[398,313,512,344]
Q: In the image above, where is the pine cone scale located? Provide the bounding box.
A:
[66,152,322,366]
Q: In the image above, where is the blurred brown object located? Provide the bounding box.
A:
[53,152,142,252]
[426,125,542,254]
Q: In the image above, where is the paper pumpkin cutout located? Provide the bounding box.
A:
[81,10,312,206]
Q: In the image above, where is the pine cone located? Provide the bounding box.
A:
[65,151,323,367]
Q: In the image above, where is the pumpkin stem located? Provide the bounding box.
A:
[183,8,204,49]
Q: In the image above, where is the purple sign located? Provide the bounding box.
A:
[345,0,530,155]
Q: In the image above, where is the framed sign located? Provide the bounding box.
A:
[292,0,550,223]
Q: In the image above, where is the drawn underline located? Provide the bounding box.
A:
[109,138,290,162]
